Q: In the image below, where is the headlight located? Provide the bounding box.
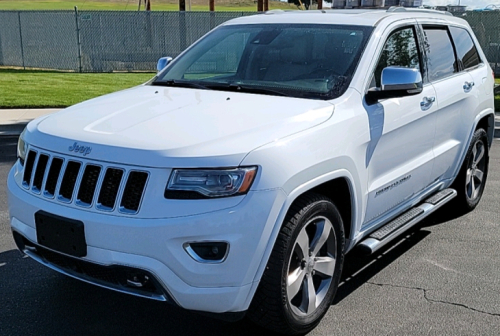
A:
[165,167,257,198]
[17,129,28,165]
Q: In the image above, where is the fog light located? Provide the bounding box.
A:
[126,273,150,288]
[184,242,229,263]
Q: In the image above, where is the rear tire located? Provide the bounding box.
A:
[247,193,345,335]
[451,128,489,212]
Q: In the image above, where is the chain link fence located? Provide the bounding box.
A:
[1,10,500,74]
[457,11,500,76]
[0,10,254,72]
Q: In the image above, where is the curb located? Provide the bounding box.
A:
[0,108,61,137]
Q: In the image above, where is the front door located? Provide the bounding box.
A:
[363,25,437,225]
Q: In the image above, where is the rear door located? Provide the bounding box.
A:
[363,23,438,225]
[418,24,479,182]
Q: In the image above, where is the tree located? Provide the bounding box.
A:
[288,0,318,10]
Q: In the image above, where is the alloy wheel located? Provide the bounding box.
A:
[466,139,486,201]
[286,216,337,316]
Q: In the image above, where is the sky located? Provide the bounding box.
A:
[422,0,500,8]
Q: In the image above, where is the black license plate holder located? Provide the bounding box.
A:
[35,211,87,257]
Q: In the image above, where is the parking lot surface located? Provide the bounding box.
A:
[1,136,499,335]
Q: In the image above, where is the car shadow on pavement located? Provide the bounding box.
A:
[0,249,277,336]
[335,201,467,305]
[334,229,431,305]
[0,135,18,163]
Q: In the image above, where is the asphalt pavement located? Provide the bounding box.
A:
[0,136,499,336]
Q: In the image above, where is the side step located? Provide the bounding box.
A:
[358,188,457,255]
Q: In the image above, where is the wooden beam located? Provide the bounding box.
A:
[257,0,263,12]
[317,0,323,9]
[209,0,215,11]
[179,0,185,11]
[264,0,269,11]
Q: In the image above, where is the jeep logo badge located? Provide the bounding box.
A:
[68,142,92,156]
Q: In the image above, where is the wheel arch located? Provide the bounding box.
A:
[450,110,495,184]
[244,169,359,312]
[250,169,359,283]
[475,112,495,148]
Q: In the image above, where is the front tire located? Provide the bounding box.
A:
[248,193,345,335]
[452,128,489,212]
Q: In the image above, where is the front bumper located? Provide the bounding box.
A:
[8,162,286,313]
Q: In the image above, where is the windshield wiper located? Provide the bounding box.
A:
[204,83,289,97]
[153,80,292,98]
[152,79,209,90]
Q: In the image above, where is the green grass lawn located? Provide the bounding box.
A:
[0,0,296,11]
[0,69,154,108]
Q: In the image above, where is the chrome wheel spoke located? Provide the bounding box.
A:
[468,176,476,199]
[474,169,484,183]
[466,169,473,185]
[313,256,336,277]
[299,275,317,314]
[295,229,309,260]
[311,219,331,257]
[474,143,485,165]
[287,267,306,300]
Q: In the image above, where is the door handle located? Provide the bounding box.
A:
[463,81,475,93]
[420,96,436,110]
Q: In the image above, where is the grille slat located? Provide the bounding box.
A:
[77,165,102,206]
[44,158,64,197]
[120,171,148,213]
[32,154,49,192]
[97,168,124,210]
[21,149,147,215]
[58,161,82,201]
[22,150,37,187]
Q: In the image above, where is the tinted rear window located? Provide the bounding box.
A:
[422,27,458,82]
[449,26,481,70]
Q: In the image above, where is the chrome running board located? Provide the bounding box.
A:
[358,188,457,255]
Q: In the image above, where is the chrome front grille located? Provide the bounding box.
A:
[22,149,149,215]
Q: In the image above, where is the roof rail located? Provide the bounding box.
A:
[387,6,453,17]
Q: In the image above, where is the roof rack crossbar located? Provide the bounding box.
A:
[387,6,453,17]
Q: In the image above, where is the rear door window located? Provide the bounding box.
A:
[422,27,458,82]
[449,26,481,70]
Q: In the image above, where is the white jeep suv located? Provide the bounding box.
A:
[8,8,496,335]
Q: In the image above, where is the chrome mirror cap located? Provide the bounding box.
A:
[381,66,423,93]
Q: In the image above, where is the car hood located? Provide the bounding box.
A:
[26,85,334,167]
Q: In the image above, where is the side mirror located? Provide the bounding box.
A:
[366,66,423,104]
[157,56,173,72]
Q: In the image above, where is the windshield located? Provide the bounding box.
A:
[153,24,373,100]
